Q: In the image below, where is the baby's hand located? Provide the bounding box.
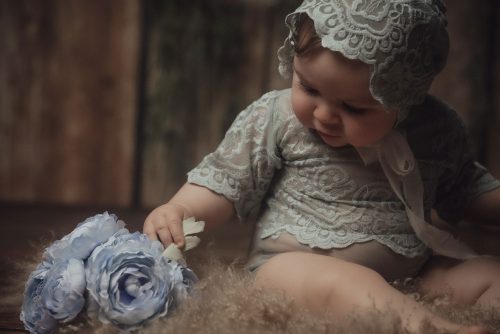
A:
[143,203,187,248]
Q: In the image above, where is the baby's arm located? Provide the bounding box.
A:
[463,186,500,226]
[143,182,235,248]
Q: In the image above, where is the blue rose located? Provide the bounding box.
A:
[44,212,125,261]
[85,231,191,330]
[170,262,198,303]
[20,212,200,333]
[20,263,57,334]
[21,212,123,334]
[41,259,86,322]
[20,258,86,334]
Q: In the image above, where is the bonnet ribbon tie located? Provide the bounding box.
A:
[356,130,476,259]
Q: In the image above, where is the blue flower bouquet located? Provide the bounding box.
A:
[19,212,201,334]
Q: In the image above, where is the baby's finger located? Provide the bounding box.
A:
[168,219,185,249]
[143,220,159,241]
[157,226,173,246]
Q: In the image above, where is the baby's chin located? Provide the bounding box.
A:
[312,129,377,149]
[315,131,348,148]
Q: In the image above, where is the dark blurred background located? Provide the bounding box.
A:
[1,0,499,209]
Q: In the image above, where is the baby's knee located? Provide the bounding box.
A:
[465,257,500,306]
[421,256,500,305]
[460,257,500,285]
[254,251,385,312]
[254,252,342,311]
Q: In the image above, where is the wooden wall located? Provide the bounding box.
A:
[430,1,499,163]
[139,0,296,206]
[0,0,140,206]
[1,0,499,208]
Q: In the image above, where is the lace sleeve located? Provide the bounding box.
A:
[187,91,283,222]
[433,118,500,224]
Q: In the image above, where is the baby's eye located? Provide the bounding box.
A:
[299,82,319,96]
[343,103,365,115]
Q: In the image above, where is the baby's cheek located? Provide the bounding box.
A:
[291,95,312,125]
[346,123,377,147]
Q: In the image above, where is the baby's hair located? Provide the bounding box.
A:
[292,15,322,57]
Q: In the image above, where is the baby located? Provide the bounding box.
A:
[144,1,500,332]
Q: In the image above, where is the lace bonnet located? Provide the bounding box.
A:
[278,0,449,113]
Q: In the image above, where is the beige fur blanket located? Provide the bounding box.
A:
[1,243,500,334]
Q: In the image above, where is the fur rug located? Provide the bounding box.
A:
[2,243,500,334]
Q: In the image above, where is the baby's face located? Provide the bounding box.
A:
[291,49,397,148]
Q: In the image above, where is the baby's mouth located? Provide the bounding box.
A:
[316,130,341,138]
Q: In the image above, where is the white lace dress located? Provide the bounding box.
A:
[187,89,500,280]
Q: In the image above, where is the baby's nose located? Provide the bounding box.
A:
[313,105,341,125]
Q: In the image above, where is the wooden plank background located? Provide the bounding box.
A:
[0,0,499,209]
[0,0,140,206]
[139,0,297,206]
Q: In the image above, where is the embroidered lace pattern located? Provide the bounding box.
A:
[187,90,500,258]
[277,0,449,112]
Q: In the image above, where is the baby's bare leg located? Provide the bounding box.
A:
[419,256,500,308]
[255,252,489,334]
